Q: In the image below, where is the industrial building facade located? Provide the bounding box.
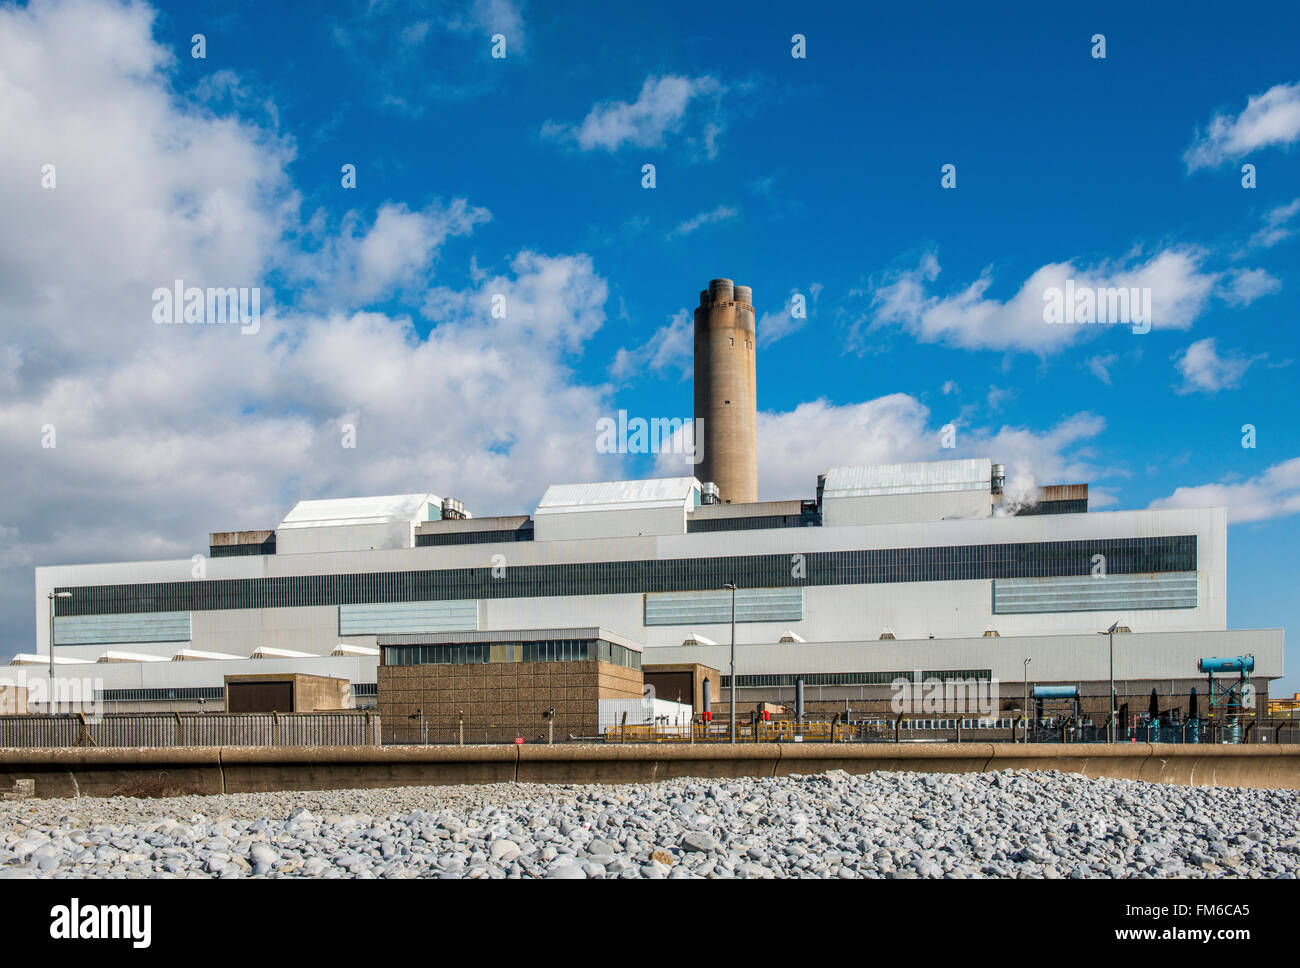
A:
[25,458,1282,722]
[376,628,649,743]
[21,279,1285,727]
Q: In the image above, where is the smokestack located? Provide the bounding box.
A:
[694,278,758,503]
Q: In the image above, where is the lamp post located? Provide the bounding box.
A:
[724,582,737,743]
[1023,657,1031,744]
[47,591,72,687]
[1105,621,1120,743]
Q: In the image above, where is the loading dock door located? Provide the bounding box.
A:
[227,680,294,713]
[645,671,694,708]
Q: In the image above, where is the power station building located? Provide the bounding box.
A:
[22,279,1285,728]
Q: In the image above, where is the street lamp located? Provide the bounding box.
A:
[1105,620,1120,743]
[724,582,737,743]
[47,590,72,686]
[1023,657,1031,744]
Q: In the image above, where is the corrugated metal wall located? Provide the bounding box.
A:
[339,599,479,635]
[54,610,192,645]
[645,586,803,625]
[993,572,1199,613]
[0,712,380,748]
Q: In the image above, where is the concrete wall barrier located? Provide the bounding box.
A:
[517,743,783,784]
[0,747,225,799]
[218,745,518,793]
[1,742,1297,798]
[774,742,1000,777]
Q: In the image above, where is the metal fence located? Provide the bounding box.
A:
[594,717,1300,746]
[0,711,381,748]
[382,719,606,745]
[12,712,1285,748]
[1008,717,1300,746]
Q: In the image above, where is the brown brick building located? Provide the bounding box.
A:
[376,628,644,744]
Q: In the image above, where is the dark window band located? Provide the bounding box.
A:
[415,525,534,546]
[55,535,1196,617]
[720,669,993,688]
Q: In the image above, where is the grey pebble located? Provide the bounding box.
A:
[0,769,1295,880]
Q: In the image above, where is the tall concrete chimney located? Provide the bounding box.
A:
[693,278,757,503]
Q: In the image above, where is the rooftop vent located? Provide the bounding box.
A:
[700,482,721,505]
[441,497,467,520]
[879,626,896,640]
[991,463,1006,496]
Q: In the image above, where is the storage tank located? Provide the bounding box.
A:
[1197,656,1254,674]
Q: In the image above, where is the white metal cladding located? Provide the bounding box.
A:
[598,698,693,729]
[55,611,192,646]
[278,493,439,529]
[822,459,991,497]
[338,600,478,636]
[535,477,698,514]
[992,572,1199,614]
[645,587,803,626]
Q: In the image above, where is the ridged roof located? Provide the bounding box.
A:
[278,493,439,529]
[535,477,699,514]
[822,459,991,497]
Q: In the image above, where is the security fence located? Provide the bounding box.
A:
[595,716,1300,746]
[5,711,1293,748]
[0,711,380,748]
[382,717,606,746]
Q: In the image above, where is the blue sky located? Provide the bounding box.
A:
[1,0,1298,689]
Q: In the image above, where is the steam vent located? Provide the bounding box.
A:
[693,278,758,503]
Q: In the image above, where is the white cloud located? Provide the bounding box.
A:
[758,283,821,348]
[654,393,1108,504]
[610,308,692,380]
[464,0,525,44]
[1248,197,1300,249]
[1149,457,1300,524]
[1218,267,1281,306]
[0,0,618,660]
[544,74,725,157]
[978,413,1109,509]
[669,204,737,238]
[861,248,1217,354]
[1173,338,1261,394]
[1185,82,1300,171]
[1087,353,1118,385]
[332,0,526,111]
[292,200,491,308]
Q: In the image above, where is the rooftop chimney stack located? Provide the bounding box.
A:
[693,278,758,503]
